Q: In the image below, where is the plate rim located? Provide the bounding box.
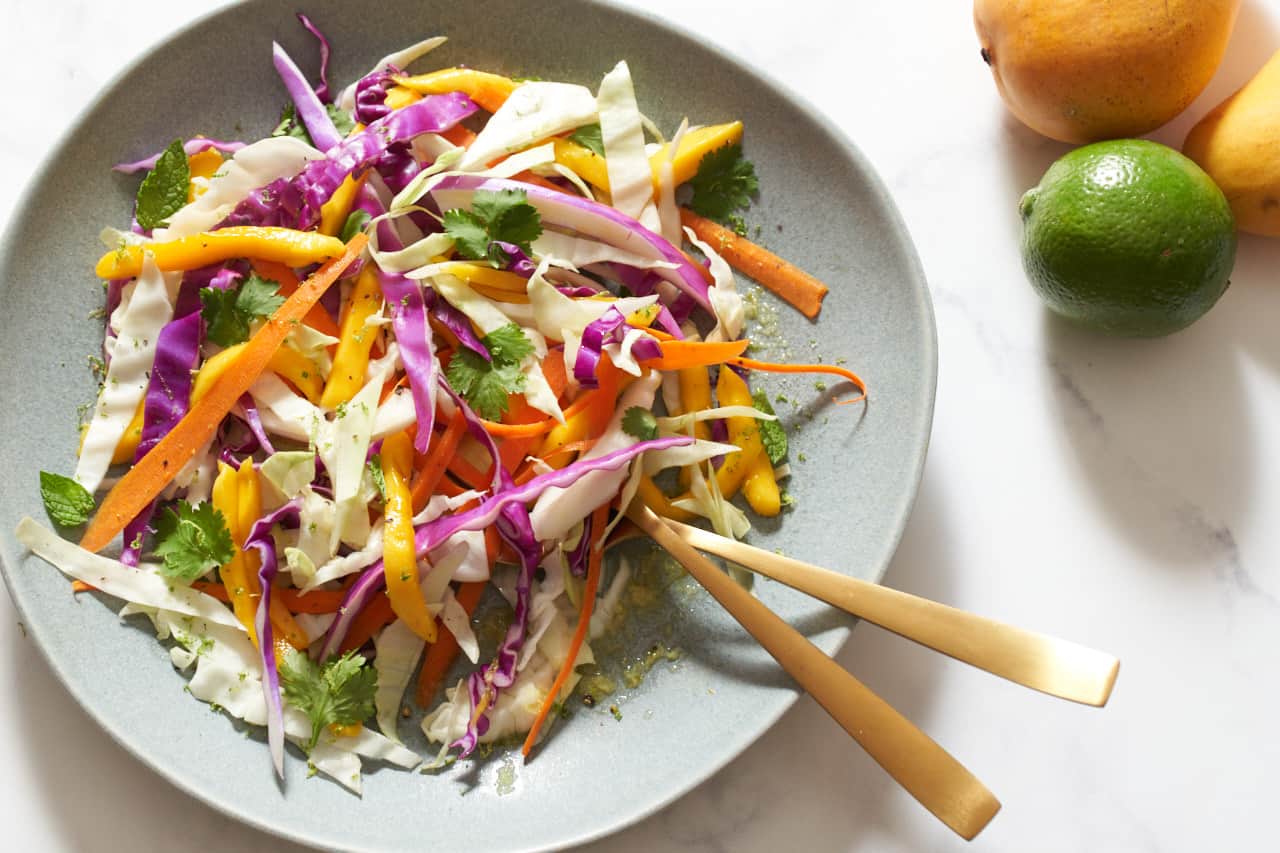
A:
[0,1,937,850]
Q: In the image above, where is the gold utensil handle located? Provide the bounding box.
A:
[665,519,1120,707]
[627,506,1001,840]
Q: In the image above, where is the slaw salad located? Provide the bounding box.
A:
[18,16,865,791]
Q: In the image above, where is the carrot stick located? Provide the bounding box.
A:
[190,581,351,614]
[476,387,603,439]
[522,504,609,756]
[252,260,342,339]
[410,408,469,512]
[80,235,367,554]
[728,355,867,403]
[639,338,750,371]
[679,208,828,319]
[441,125,477,148]
[338,592,396,654]
[414,580,487,707]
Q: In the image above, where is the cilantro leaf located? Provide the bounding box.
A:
[367,457,387,501]
[568,123,606,158]
[271,103,354,146]
[491,203,543,252]
[752,390,788,465]
[621,406,658,442]
[688,143,759,225]
[326,103,356,138]
[272,104,312,142]
[151,501,235,583]
[339,209,371,243]
[443,189,542,264]
[135,139,190,230]
[39,471,95,527]
[442,208,491,260]
[446,350,525,420]
[444,324,533,420]
[235,274,286,318]
[200,287,248,347]
[279,648,377,753]
[201,273,284,347]
[482,323,535,365]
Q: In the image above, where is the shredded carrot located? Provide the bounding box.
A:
[410,408,469,512]
[413,580,486,706]
[190,581,351,614]
[639,338,750,371]
[447,454,492,491]
[441,125,477,148]
[728,356,867,403]
[252,260,343,339]
[679,208,828,319]
[71,580,95,593]
[522,504,609,756]
[511,171,569,195]
[79,235,367,554]
[338,592,396,654]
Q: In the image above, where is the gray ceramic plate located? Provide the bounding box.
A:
[0,1,935,850]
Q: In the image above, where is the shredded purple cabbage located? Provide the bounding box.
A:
[362,189,439,452]
[423,287,490,360]
[566,513,594,579]
[317,435,692,660]
[452,502,540,757]
[273,41,343,152]
[295,14,333,103]
[574,306,662,388]
[119,308,204,565]
[219,93,477,231]
[489,241,537,278]
[244,499,302,778]
[353,66,400,125]
[429,175,713,311]
[112,139,245,174]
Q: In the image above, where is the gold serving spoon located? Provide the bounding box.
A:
[634,517,1121,707]
[625,505,1003,840]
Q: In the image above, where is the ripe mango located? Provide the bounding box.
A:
[1184,51,1280,236]
[974,0,1240,143]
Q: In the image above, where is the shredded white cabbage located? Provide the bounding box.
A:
[16,518,243,628]
[75,256,177,493]
[459,82,597,171]
[337,35,449,112]
[597,61,661,231]
[529,371,661,541]
[157,137,324,239]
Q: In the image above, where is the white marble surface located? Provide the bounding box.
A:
[4,1,1280,850]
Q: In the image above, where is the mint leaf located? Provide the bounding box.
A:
[569,123,606,158]
[621,407,658,442]
[752,390,788,465]
[340,210,371,243]
[443,189,542,263]
[201,273,283,347]
[39,471,95,527]
[151,501,235,583]
[689,143,758,225]
[444,324,533,420]
[279,648,377,752]
[135,139,190,230]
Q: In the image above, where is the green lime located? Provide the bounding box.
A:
[1020,139,1236,337]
